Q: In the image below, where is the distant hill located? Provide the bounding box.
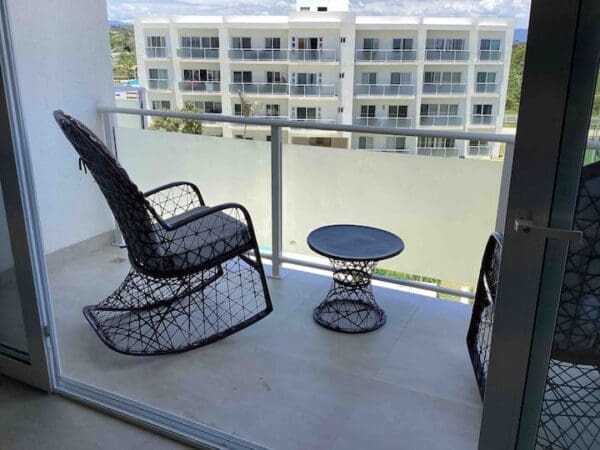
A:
[109,20,131,28]
[514,28,528,43]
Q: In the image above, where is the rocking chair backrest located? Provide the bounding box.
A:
[553,160,600,365]
[53,110,159,271]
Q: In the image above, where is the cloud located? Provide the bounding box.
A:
[108,0,530,27]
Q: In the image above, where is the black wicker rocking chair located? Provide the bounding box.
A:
[467,161,600,448]
[53,110,273,356]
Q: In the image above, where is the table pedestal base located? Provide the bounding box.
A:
[313,259,386,333]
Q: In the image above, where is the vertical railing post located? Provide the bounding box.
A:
[101,110,125,247]
[495,142,515,234]
[270,125,283,278]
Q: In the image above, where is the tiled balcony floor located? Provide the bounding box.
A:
[48,243,482,450]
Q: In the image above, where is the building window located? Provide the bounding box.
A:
[363,38,379,50]
[232,37,252,49]
[266,104,280,116]
[294,107,319,120]
[393,38,414,50]
[358,136,374,150]
[388,105,408,118]
[361,72,377,85]
[148,68,168,89]
[265,37,281,49]
[181,36,219,49]
[295,72,320,85]
[476,72,497,93]
[152,100,171,110]
[385,136,406,151]
[480,39,501,60]
[418,137,455,148]
[189,101,222,113]
[420,104,459,116]
[233,71,253,83]
[234,104,242,116]
[391,72,411,85]
[266,71,283,83]
[294,37,321,50]
[309,137,332,147]
[360,105,376,118]
[317,6,328,11]
[426,38,465,51]
[472,104,494,125]
[300,6,310,11]
[183,69,220,82]
[146,36,166,57]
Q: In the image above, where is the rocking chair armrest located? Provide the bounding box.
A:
[162,202,255,233]
[144,181,206,220]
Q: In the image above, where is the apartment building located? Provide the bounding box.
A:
[134,0,513,157]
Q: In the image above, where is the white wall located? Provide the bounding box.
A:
[7,0,116,255]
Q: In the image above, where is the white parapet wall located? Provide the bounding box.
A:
[115,127,502,285]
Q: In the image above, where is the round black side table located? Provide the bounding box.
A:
[307,225,405,333]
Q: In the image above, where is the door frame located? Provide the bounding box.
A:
[479,0,600,448]
[0,0,55,391]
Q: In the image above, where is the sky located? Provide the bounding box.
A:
[107,0,531,28]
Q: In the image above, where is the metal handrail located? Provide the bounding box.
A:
[99,106,515,143]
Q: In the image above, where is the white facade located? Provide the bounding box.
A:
[134,3,513,157]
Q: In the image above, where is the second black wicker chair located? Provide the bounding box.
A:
[53,110,273,355]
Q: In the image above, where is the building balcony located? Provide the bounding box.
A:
[420,115,464,127]
[417,146,461,157]
[422,83,467,96]
[177,48,219,59]
[145,47,167,58]
[289,84,337,97]
[479,50,503,62]
[425,50,470,62]
[474,83,498,94]
[228,48,289,61]
[471,115,496,126]
[288,49,337,63]
[353,116,412,128]
[354,84,415,96]
[178,81,221,93]
[148,79,170,90]
[355,49,417,62]
[469,144,493,157]
[290,117,337,123]
[229,82,289,95]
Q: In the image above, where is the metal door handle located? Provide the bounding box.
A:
[514,218,583,242]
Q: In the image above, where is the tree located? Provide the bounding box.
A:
[505,43,526,113]
[114,52,137,80]
[237,91,260,139]
[150,103,203,135]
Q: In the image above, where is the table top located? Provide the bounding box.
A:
[307,224,404,262]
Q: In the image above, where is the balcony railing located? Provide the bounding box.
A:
[229,83,289,95]
[354,84,414,96]
[228,49,289,61]
[422,83,467,95]
[479,50,502,61]
[355,49,417,62]
[291,117,337,123]
[469,144,492,157]
[148,79,170,90]
[177,48,219,59]
[353,117,412,128]
[471,115,495,126]
[99,105,516,295]
[425,50,470,62]
[145,47,167,58]
[420,115,463,127]
[289,84,336,97]
[289,49,337,62]
[178,81,221,92]
[417,147,461,158]
[475,83,498,94]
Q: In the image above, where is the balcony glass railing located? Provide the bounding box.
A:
[229,83,289,95]
[289,84,336,97]
[290,117,337,123]
[228,49,289,61]
[417,147,460,158]
[475,82,498,94]
[146,47,167,58]
[177,48,219,59]
[148,79,169,90]
[353,117,412,128]
[288,49,337,62]
[178,81,221,92]
[471,115,495,126]
[425,49,470,62]
[355,49,417,62]
[479,50,502,61]
[354,84,414,96]
[422,83,467,95]
[420,115,463,127]
[469,145,492,157]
